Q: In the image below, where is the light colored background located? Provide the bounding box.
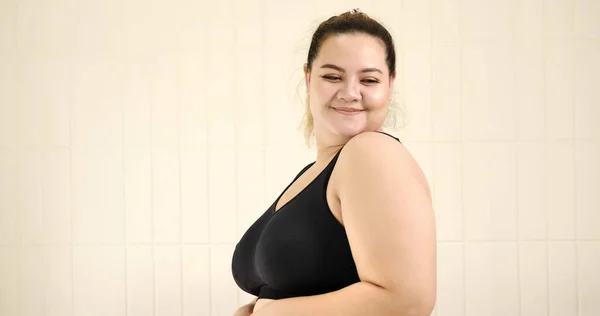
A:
[0,0,599,315]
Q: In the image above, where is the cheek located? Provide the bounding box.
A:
[311,81,337,102]
[364,89,390,109]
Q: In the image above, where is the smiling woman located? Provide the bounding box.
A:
[231,8,436,316]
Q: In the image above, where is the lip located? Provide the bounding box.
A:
[332,107,364,116]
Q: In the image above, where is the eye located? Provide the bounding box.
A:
[362,78,380,84]
[321,75,341,81]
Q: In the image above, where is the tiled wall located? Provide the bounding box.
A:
[0,0,598,315]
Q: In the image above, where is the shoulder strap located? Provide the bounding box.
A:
[374,131,401,143]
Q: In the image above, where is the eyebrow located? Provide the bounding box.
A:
[320,64,383,74]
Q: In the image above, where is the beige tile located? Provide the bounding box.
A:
[516,142,547,240]
[574,0,600,39]
[123,0,180,55]
[519,242,548,316]
[152,147,181,244]
[124,147,152,244]
[41,148,72,244]
[403,0,430,43]
[0,151,18,245]
[0,246,19,316]
[463,143,517,241]
[461,44,490,141]
[123,56,152,147]
[545,41,574,140]
[73,246,126,316]
[181,147,209,244]
[236,149,267,241]
[543,0,574,40]
[574,40,600,139]
[515,0,543,40]
[205,0,236,148]
[460,0,514,44]
[20,246,45,316]
[575,140,600,239]
[151,55,180,147]
[69,0,126,54]
[315,0,349,19]
[433,143,462,241]
[0,0,16,53]
[578,242,600,316]
[45,246,73,316]
[0,54,18,147]
[155,246,182,316]
[179,54,207,148]
[16,149,43,245]
[463,143,491,241]
[491,243,520,315]
[17,54,71,147]
[464,242,492,315]
[72,147,124,244]
[487,42,516,141]
[515,39,545,141]
[208,149,237,244]
[71,55,124,147]
[548,242,578,316]
[182,246,210,316]
[211,245,238,316]
[262,0,312,146]
[126,246,154,316]
[177,0,206,54]
[401,43,432,142]
[435,243,465,316]
[233,0,266,148]
[15,0,76,54]
[546,141,576,239]
[488,0,517,40]
[431,0,459,43]
[431,43,461,142]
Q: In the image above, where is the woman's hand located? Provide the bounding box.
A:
[252,298,274,314]
[232,298,257,316]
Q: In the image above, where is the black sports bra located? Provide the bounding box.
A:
[231,131,401,299]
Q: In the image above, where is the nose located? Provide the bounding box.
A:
[338,78,362,102]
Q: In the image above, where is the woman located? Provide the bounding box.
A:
[232,9,436,316]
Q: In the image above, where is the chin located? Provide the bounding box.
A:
[332,125,365,138]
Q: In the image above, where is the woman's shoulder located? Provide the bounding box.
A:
[335,131,431,198]
[336,131,420,180]
[342,131,406,162]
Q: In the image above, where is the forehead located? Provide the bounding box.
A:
[315,33,387,69]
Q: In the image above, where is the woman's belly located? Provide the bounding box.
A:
[253,298,274,313]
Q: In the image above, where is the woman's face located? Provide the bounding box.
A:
[304,33,396,140]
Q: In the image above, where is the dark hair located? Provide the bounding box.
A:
[306,10,396,77]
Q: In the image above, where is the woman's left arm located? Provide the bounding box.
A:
[251,132,437,316]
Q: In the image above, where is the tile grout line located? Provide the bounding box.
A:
[542,0,551,314]
[204,8,213,313]
[427,1,437,314]
[511,1,522,314]
[571,2,580,315]
[122,52,128,316]
[456,0,468,314]
[151,58,157,316]
[233,0,240,308]
[177,47,184,316]
[68,52,75,316]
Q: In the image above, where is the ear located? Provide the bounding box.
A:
[304,63,310,93]
[388,72,396,94]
